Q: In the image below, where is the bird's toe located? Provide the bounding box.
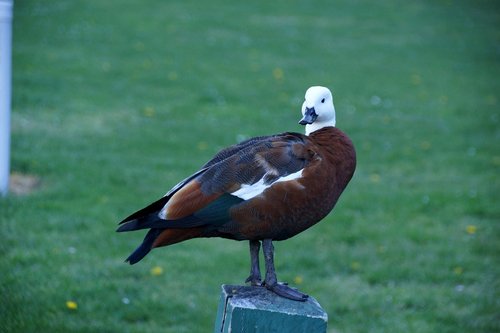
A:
[266,282,308,302]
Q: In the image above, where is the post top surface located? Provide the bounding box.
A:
[221,284,328,320]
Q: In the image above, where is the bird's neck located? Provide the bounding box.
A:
[305,120,336,136]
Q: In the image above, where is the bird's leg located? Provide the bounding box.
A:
[245,240,262,286]
[262,239,308,301]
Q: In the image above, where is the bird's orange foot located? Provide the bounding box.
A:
[265,282,308,302]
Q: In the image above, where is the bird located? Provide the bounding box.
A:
[117,86,356,301]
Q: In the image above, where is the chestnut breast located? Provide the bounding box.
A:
[225,127,356,241]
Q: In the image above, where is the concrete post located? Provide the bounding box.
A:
[214,285,328,333]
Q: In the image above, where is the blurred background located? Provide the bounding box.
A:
[1,1,498,332]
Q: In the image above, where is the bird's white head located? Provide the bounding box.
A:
[299,86,336,135]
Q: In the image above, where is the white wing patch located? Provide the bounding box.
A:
[232,169,304,200]
[232,177,269,200]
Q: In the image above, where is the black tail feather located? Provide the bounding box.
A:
[116,212,162,232]
[117,213,207,233]
[119,196,170,225]
[125,229,162,264]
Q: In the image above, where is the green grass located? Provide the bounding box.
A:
[1,0,499,332]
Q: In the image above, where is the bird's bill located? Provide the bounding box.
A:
[299,107,318,125]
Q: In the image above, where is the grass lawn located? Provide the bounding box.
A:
[1,0,499,332]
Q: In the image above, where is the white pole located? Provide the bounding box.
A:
[0,0,13,196]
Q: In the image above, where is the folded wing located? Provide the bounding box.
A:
[117,132,318,263]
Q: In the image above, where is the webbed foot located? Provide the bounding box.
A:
[265,282,308,301]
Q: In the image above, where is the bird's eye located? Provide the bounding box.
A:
[321,98,325,103]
